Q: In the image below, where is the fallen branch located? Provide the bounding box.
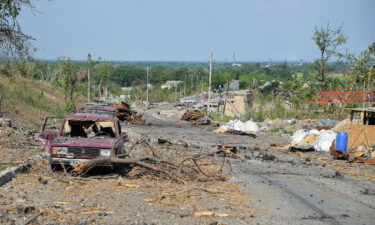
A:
[23,212,44,225]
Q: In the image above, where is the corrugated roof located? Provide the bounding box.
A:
[348,107,375,112]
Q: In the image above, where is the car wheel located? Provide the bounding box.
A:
[114,163,131,175]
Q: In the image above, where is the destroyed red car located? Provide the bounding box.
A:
[39,113,127,168]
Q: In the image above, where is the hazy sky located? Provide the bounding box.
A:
[20,0,375,62]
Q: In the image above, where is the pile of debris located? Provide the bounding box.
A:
[0,118,38,168]
[114,101,143,124]
[214,119,258,137]
[181,110,212,125]
[287,129,336,152]
[283,127,375,165]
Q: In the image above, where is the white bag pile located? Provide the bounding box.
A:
[290,129,337,152]
[313,130,336,152]
[221,119,259,133]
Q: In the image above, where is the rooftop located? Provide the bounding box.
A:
[66,113,117,121]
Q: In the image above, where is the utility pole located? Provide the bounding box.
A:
[87,53,92,101]
[174,84,177,102]
[207,53,213,115]
[146,65,149,107]
[201,76,204,92]
[184,74,186,95]
[191,74,193,94]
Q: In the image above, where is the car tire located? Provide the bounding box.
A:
[114,163,131,175]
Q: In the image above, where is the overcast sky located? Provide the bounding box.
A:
[20,0,375,62]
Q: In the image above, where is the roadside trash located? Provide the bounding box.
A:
[297,134,319,146]
[288,129,338,152]
[331,119,351,133]
[194,211,229,218]
[286,118,298,124]
[181,110,205,121]
[314,130,336,152]
[335,132,348,151]
[316,120,338,130]
[289,145,315,152]
[195,115,212,125]
[290,129,309,146]
[268,118,287,130]
[309,129,320,135]
[214,120,258,136]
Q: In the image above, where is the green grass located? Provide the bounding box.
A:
[0,75,76,128]
[32,148,44,155]
[211,112,235,123]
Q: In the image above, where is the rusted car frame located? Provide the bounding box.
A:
[39,113,127,168]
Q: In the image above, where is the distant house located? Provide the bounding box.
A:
[161,81,181,89]
[121,87,133,92]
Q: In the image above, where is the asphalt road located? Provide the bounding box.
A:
[125,111,375,225]
[1,110,374,225]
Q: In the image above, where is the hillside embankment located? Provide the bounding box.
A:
[0,76,67,129]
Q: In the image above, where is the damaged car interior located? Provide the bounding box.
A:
[63,120,117,138]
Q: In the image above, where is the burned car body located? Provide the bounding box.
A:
[74,103,141,122]
[39,113,126,167]
[74,104,117,117]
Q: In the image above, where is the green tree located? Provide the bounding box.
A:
[58,58,79,111]
[349,42,375,92]
[312,23,347,91]
[93,62,113,98]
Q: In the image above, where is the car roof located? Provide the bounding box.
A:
[76,104,116,111]
[66,113,117,121]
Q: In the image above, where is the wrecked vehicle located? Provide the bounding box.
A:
[74,102,142,123]
[112,101,143,123]
[39,113,127,168]
[74,103,117,117]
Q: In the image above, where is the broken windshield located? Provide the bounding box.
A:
[63,120,116,138]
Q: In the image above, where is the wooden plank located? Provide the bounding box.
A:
[347,124,375,150]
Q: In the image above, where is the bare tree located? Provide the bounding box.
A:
[312,23,347,91]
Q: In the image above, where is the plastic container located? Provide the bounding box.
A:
[335,132,348,151]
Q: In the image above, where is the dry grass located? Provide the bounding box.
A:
[0,75,85,128]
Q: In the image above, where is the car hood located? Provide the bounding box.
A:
[52,137,118,149]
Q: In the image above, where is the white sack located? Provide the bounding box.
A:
[243,121,259,133]
[314,130,336,152]
[290,129,309,146]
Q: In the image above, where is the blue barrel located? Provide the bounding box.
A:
[335,132,348,151]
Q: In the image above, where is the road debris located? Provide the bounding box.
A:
[214,119,257,137]
[114,101,143,124]
[181,110,204,121]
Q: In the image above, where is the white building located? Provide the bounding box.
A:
[161,81,182,89]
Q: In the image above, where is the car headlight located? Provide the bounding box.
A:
[100,149,111,157]
[52,147,68,154]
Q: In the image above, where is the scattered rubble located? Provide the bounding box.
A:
[181,110,204,121]
[0,119,38,170]
[181,110,213,125]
